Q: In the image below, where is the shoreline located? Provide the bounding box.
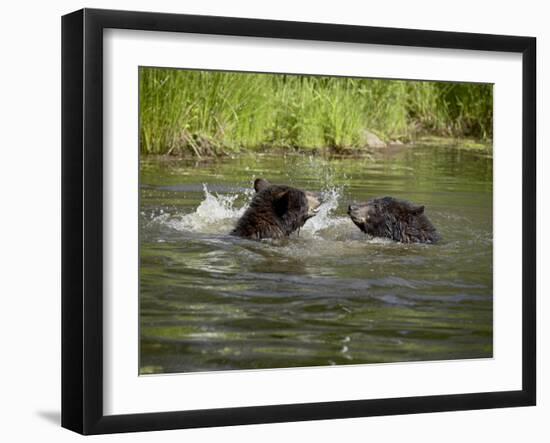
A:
[139,136,493,160]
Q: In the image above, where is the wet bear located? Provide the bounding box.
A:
[231,178,322,240]
[347,196,439,244]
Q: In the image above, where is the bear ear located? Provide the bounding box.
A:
[409,205,424,215]
[273,190,290,216]
[254,178,270,193]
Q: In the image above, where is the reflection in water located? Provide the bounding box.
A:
[140,145,493,374]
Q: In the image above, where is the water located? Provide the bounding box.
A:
[140,145,493,374]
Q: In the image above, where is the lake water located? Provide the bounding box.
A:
[139,144,493,374]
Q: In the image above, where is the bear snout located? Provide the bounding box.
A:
[348,204,363,217]
[305,191,322,216]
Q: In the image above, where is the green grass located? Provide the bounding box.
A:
[139,67,493,156]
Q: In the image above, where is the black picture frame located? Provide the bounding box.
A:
[61,8,536,435]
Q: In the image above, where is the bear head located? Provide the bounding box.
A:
[231,178,322,240]
[348,196,438,243]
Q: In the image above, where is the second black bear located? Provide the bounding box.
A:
[231,178,322,240]
[348,196,439,244]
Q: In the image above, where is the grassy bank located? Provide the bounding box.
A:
[139,68,493,156]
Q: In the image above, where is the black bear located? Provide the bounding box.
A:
[347,196,439,244]
[231,178,322,240]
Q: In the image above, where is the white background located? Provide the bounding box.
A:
[0,0,547,441]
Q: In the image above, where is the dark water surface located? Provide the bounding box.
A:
[140,145,493,374]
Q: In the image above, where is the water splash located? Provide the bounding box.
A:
[302,187,348,236]
[162,184,252,233]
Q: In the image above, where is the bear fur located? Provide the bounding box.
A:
[231,178,321,240]
[348,196,439,244]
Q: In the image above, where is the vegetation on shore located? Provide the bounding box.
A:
[139,68,493,156]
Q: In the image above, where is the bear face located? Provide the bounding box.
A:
[231,178,322,240]
[347,196,439,244]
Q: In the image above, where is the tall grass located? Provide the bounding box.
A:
[406,82,493,139]
[139,67,492,156]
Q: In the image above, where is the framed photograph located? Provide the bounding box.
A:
[62,8,536,435]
